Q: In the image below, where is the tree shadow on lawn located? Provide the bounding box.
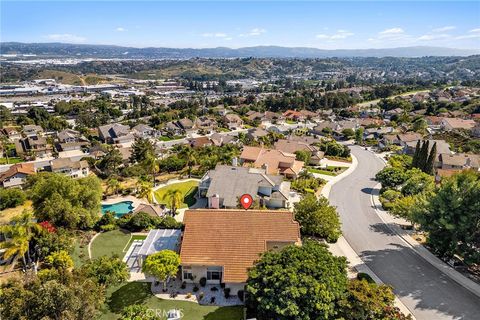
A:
[203,307,244,320]
[107,282,151,313]
[184,186,198,207]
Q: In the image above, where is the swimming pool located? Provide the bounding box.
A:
[101,201,134,217]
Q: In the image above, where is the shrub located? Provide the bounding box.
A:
[181,281,186,289]
[193,286,199,292]
[220,282,226,289]
[238,290,244,302]
[199,292,204,301]
[95,211,116,231]
[186,292,192,298]
[357,272,375,284]
[0,188,26,210]
[224,287,231,298]
[199,277,207,287]
[100,224,117,231]
[211,286,218,291]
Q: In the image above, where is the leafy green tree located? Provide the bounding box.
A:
[98,146,123,176]
[412,118,427,133]
[246,240,348,320]
[401,169,434,196]
[355,127,364,145]
[29,173,102,229]
[45,250,74,270]
[0,271,104,320]
[337,279,412,320]
[375,167,407,189]
[387,154,412,170]
[142,250,181,289]
[0,188,26,210]
[130,137,155,163]
[294,150,311,164]
[81,255,129,287]
[390,195,418,222]
[294,194,341,242]
[413,171,480,264]
[342,128,355,139]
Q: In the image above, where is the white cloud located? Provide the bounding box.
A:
[456,34,480,40]
[417,33,450,41]
[46,34,86,43]
[432,26,456,32]
[201,32,228,38]
[378,27,406,39]
[116,27,126,32]
[469,28,480,33]
[239,28,266,37]
[316,29,354,40]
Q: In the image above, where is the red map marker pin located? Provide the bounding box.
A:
[240,194,253,210]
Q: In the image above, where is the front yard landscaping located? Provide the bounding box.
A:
[99,282,243,320]
[154,180,199,208]
[308,165,348,176]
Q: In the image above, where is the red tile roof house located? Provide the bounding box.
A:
[179,209,301,295]
[0,163,35,188]
[441,118,476,131]
[222,114,244,130]
[240,146,304,179]
[282,110,305,121]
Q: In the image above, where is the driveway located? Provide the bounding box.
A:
[329,145,480,320]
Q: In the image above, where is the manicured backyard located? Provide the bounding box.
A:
[153,180,199,209]
[90,229,132,259]
[99,282,244,320]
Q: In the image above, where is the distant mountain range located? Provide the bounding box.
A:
[1,42,479,59]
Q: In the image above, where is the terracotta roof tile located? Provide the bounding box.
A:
[180,209,301,283]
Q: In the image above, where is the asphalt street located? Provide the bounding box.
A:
[329,145,480,320]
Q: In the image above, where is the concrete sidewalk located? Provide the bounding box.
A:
[370,183,480,299]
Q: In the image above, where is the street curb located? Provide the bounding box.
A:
[325,151,416,319]
[370,183,480,299]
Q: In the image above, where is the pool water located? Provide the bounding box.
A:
[101,201,134,217]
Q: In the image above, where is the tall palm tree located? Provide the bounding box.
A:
[0,225,30,267]
[107,178,120,195]
[180,147,197,178]
[162,189,183,216]
[137,181,153,203]
[143,153,159,186]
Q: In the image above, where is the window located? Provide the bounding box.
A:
[183,271,193,280]
[207,266,222,281]
[207,271,222,281]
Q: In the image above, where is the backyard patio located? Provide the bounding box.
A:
[151,277,244,307]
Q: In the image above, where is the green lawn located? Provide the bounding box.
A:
[99,282,244,320]
[154,181,199,209]
[91,229,132,259]
[285,119,297,124]
[0,157,22,165]
[124,234,148,250]
[308,168,337,176]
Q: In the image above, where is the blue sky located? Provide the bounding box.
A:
[1,1,479,49]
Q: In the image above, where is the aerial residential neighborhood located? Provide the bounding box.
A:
[0,1,479,320]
